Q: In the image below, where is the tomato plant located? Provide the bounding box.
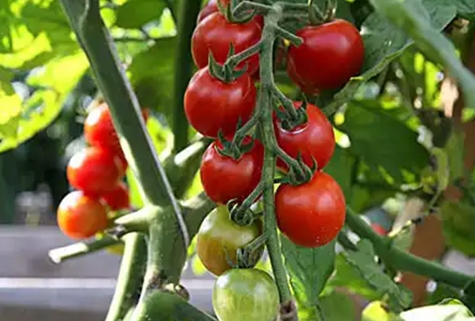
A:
[192,12,262,75]
[286,19,364,94]
[57,191,109,239]
[101,182,131,210]
[196,206,263,276]
[274,101,335,172]
[67,147,125,196]
[200,136,264,204]
[275,171,346,247]
[184,67,257,138]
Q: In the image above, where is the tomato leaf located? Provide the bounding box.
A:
[115,0,167,29]
[281,237,336,309]
[342,240,412,312]
[440,200,475,257]
[318,291,357,321]
[400,299,474,321]
[324,145,356,200]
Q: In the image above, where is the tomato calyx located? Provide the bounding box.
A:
[217,0,258,24]
[308,0,336,25]
[275,99,309,131]
[216,131,256,160]
[235,234,267,268]
[279,152,316,186]
[227,181,264,225]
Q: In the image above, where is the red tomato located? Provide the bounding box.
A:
[198,0,264,27]
[185,67,256,138]
[192,12,262,75]
[67,147,125,196]
[274,102,335,172]
[101,182,131,210]
[371,223,387,236]
[57,191,109,239]
[275,171,346,247]
[200,136,264,204]
[286,19,364,94]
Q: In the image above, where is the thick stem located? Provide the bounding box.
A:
[48,236,120,264]
[105,233,147,321]
[171,0,200,152]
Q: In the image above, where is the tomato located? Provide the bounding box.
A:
[197,206,263,276]
[198,0,264,27]
[213,268,279,321]
[200,136,263,204]
[67,147,125,196]
[101,182,130,210]
[185,67,256,138]
[371,223,387,236]
[275,171,346,247]
[192,12,262,75]
[57,191,109,239]
[274,102,335,172]
[286,19,364,94]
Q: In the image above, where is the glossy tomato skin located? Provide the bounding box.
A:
[275,171,346,247]
[67,147,125,196]
[57,191,109,239]
[192,12,262,75]
[185,67,256,138]
[197,206,263,276]
[101,182,130,210]
[213,268,279,321]
[287,19,364,94]
[200,136,264,204]
[274,102,335,172]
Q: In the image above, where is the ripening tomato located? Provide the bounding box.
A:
[286,19,364,94]
[198,0,264,27]
[192,12,262,75]
[57,191,109,239]
[197,206,263,276]
[185,67,256,138]
[213,268,279,321]
[67,147,125,196]
[274,102,335,172]
[200,136,263,204]
[275,171,346,247]
[101,182,130,210]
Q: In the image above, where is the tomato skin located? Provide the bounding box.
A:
[200,137,263,204]
[101,182,130,210]
[57,191,109,240]
[67,147,125,196]
[185,67,256,138]
[274,102,335,172]
[197,206,263,276]
[275,171,346,247]
[286,19,364,94]
[192,12,262,75]
[213,268,279,321]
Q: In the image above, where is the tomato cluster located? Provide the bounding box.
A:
[57,103,148,240]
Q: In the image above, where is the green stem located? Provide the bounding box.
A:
[105,233,147,321]
[171,0,201,152]
[345,207,475,289]
[48,235,120,263]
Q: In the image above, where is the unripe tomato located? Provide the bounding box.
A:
[57,191,109,239]
[197,206,263,276]
[200,136,263,204]
[213,268,279,321]
[67,147,125,196]
[275,171,346,247]
[101,182,131,210]
[274,102,335,172]
[185,67,256,138]
[192,12,262,75]
[287,19,364,94]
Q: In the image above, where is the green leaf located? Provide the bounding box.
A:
[281,237,336,310]
[440,200,475,257]
[400,299,474,321]
[342,240,413,312]
[318,291,357,321]
[337,100,430,183]
[115,0,166,29]
[444,130,465,182]
[324,145,356,200]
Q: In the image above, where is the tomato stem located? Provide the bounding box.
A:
[114,206,156,233]
[229,181,264,225]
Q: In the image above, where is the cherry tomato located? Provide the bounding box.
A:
[275,171,346,247]
[192,12,262,75]
[185,67,256,138]
[198,0,264,27]
[213,268,279,321]
[200,136,263,204]
[67,147,125,196]
[197,206,263,276]
[274,102,335,172]
[57,191,109,239]
[101,182,131,210]
[286,19,364,94]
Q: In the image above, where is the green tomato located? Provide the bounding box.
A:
[212,268,279,321]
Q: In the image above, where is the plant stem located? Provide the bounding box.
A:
[105,233,147,321]
[171,0,200,152]
[345,207,475,289]
[48,235,119,263]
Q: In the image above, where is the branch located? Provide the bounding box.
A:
[48,235,119,263]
